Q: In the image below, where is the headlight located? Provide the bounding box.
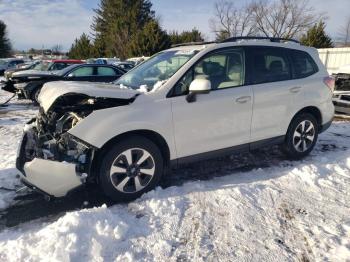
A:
[14,82,27,89]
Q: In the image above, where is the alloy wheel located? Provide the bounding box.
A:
[109,148,155,193]
[293,120,315,152]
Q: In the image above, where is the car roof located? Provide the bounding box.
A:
[51,59,83,63]
[167,38,316,55]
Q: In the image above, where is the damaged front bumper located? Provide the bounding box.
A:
[20,158,84,198]
[16,120,95,198]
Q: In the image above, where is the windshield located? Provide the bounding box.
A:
[0,59,7,65]
[114,50,198,91]
[33,61,50,71]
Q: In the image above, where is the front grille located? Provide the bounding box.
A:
[341,95,350,102]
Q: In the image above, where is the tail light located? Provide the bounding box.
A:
[323,76,335,92]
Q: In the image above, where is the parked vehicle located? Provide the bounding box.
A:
[95,58,120,65]
[3,61,41,81]
[332,64,350,114]
[16,37,334,201]
[3,64,125,103]
[113,61,135,71]
[0,58,25,75]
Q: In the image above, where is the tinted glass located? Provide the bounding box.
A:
[251,48,291,84]
[97,67,117,76]
[173,49,244,96]
[290,50,318,78]
[70,66,94,77]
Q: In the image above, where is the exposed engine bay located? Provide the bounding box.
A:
[17,93,136,196]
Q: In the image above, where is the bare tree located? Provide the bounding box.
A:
[338,17,350,46]
[210,0,325,40]
[249,0,325,39]
[209,0,256,40]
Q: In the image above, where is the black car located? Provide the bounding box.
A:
[2,64,125,103]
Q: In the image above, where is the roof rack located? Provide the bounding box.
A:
[171,41,217,48]
[221,36,300,44]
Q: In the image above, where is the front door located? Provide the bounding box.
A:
[170,48,253,158]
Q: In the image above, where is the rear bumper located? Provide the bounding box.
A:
[320,119,333,133]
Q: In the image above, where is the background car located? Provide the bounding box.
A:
[7,64,125,103]
[0,58,25,75]
[113,61,135,71]
[3,61,41,80]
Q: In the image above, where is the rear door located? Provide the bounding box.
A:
[246,46,297,142]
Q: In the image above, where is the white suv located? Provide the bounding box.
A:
[16,37,335,201]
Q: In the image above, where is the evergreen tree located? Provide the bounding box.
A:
[0,20,12,58]
[68,33,94,59]
[300,21,333,48]
[130,20,171,56]
[169,28,204,45]
[91,0,156,59]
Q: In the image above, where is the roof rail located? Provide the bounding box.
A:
[171,41,217,48]
[221,36,300,44]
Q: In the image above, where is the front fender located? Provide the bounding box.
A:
[68,99,177,159]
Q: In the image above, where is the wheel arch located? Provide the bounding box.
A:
[290,106,322,130]
[90,129,171,180]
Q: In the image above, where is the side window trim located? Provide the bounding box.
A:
[167,47,246,98]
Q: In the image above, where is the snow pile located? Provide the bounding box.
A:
[0,92,37,209]
[0,122,349,261]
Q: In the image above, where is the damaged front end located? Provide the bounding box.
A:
[16,93,134,198]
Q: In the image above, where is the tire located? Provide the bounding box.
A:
[98,135,164,202]
[30,88,41,104]
[283,113,319,159]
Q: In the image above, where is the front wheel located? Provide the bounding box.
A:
[283,113,318,159]
[30,88,41,104]
[99,136,164,201]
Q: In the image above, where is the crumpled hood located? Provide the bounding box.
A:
[39,81,141,112]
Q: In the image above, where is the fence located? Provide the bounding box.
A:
[318,47,350,74]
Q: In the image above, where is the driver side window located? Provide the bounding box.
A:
[172,49,245,96]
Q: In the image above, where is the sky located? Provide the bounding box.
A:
[0,0,349,51]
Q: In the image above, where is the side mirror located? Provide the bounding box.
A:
[186,79,211,103]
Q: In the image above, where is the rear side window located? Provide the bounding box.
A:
[290,50,318,79]
[97,66,117,76]
[250,47,291,84]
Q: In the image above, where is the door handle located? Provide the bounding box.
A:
[289,86,301,93]
[235,96,251,104]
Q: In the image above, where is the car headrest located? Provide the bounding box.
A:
[203,61,224,77]
[269,61,283,73]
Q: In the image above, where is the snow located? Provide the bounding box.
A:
[0,89,350,261]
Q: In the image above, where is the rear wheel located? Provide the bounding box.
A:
[99,136,164,201]
[283,113,318,159]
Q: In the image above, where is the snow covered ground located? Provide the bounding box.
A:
[0,90,349,261]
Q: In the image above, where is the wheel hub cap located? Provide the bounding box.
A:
[109,148,155,193]
[293,120,315,152]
